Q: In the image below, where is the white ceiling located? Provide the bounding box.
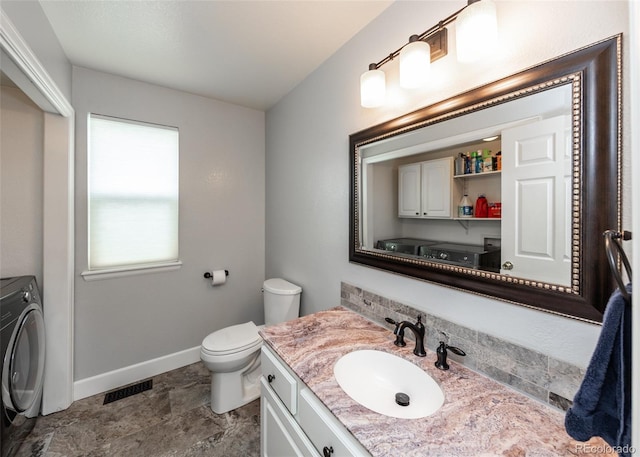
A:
[39,0,393,111]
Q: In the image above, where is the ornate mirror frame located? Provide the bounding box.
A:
[349,35,622,322]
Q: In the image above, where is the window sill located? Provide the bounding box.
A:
[81,261,183,281]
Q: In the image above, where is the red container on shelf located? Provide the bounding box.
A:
[488,202,502,218]
[474,195,488,218]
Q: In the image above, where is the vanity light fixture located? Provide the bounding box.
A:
[360,0,498,108]
[399,35,431,89]
[360,63,386,108]
[456,0,498,63]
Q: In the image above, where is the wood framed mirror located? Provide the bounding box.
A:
[349,35,622,323]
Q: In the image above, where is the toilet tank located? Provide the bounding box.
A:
[263,278,302,325]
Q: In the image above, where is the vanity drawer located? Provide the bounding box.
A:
[261,346,298,414]
[299,388,367,456]
[261,377,319,457]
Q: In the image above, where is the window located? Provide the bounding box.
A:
[86,114,179,275]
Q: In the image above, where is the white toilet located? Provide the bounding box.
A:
[200,278,302,414]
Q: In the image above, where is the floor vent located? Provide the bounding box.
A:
[103,379,153,405]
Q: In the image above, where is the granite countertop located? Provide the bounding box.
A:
[259,306,575,457]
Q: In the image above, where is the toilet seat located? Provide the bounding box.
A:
[201,321,262,357]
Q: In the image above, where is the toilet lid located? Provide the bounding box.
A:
[263,278,302,295]
[202,321,261,354]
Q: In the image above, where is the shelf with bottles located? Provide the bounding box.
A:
[454,170,501,179]
[456,197,501,222]
[454,148,501,177]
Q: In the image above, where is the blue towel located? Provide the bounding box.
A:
[565,284,632,455]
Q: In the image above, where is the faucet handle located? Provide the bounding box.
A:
[448,346,466,356]
[385,317,400,334]
[385,317,407,347]
[438,331,465,356]
[434,340,466,370]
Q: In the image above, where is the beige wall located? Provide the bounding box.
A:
[0,85,44,285]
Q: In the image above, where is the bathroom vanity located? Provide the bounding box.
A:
[259,306,574,456]
[261,345,368,456]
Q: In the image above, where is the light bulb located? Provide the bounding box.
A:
[360,64,386,108]
[399,35,431,89]
[456,0,498,63]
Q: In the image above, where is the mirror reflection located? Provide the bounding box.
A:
[350,36,621,322]
[359,84,573,286]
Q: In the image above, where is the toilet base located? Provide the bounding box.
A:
[209,351,261,414]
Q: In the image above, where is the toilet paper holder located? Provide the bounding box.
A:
[204,270,229,279]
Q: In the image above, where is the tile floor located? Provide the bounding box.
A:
[15,362,260,457]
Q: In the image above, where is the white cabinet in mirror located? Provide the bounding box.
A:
[398,157,458,219]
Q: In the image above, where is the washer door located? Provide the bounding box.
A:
[2,304,45,415]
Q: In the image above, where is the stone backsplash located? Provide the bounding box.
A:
[340,281,586,412]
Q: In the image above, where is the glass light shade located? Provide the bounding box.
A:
[399,39,431,89]
[456,0,498,63]
[360,68,386,108]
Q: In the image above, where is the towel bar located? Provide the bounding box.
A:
[603,230,632,303]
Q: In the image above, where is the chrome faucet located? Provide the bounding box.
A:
[385,315,426,357]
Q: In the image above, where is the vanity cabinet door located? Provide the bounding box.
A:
[298,388,369,457]
[261,346,298,414]
[261,378,319,457]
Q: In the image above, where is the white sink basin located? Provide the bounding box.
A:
[333,350,444,419]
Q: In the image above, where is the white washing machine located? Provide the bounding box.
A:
[1,276,45,457]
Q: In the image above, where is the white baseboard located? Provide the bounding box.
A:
[73,346,201,401]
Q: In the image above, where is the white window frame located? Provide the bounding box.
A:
[81,114,181,281]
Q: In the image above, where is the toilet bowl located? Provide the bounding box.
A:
[200,321,263,414]
[200,278,301,414]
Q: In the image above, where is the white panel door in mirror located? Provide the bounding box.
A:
[501,115,571,285]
